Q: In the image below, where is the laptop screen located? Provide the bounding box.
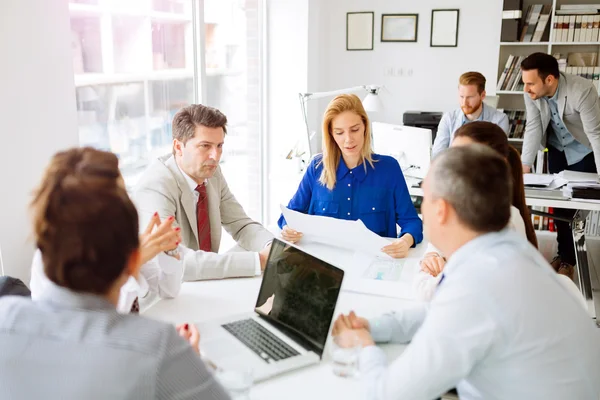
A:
[254,239,344,354]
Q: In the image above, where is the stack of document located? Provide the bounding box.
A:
[523,173,568,199]
[558,170,600,201]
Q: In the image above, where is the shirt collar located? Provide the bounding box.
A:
[335,155,370,182]
[38,280,116,312]
[549,74,564,103]
[461,103,485,124]
[175,160,204,192]
[442,230,512,277]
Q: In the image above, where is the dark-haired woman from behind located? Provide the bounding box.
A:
[415,121,537,300]
[0,147,229,399]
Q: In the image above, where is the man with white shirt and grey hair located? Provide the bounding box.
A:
[333,144,600,400]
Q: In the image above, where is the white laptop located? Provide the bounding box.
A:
[197,238,345,382]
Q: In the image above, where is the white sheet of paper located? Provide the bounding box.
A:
[281,206,391,257]
[558,170,599,183]
[292,239,424,300]
[523,173,554,187]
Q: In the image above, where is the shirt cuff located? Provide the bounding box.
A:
[368,315,395,343]
[156,248,183,274]
[358,345,387,374]
[254,253,262,276]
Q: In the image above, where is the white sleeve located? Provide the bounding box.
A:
[254,253,261,276]
[359,289,497,400]
[29,249,51,301]
[139,248,184,299]
[117,277,139,314]
[412,271,442,301]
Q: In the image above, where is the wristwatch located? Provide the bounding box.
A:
[164,248,180,257]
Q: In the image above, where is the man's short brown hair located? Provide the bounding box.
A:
[30,147,139,295]
[430,144,512,233]
[459,71,486,94]
[172,104,228,154]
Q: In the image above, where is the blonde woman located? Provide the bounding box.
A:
[278,94,422,258]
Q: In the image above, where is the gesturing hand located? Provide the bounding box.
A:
[139,213,181,265]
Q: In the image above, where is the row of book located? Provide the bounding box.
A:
[497,54,524,91]
[519,4,552,42]
[558,65,600,92]
[553,14,600,42]
[530,208,600,237]
[531,206,555,232]
[503,109,526,139]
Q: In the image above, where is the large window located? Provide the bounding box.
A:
[69,0,264,222]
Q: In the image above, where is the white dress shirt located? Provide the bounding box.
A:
[361,230,600,400]
[414,206,526,301]
[30,249,183,314]
[177,164,262,276]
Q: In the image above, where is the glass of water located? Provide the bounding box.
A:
[330,333,362,378]
[215,367,254,400]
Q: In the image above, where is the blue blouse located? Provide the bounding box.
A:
[278,154,423,244]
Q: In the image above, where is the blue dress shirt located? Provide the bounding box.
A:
[432,104,510,157]
[545,77,593,166]
[278,154,423,243]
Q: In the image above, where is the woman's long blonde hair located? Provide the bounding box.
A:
[318,94,375,190]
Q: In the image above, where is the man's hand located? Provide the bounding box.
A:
[332,311,370,336]
[522,164,532,173]
[336,327,375,348]
[381,234,414,259]
[281,225,303,244]
[176,323,200,354]
[420,252,446,277]
[259,243,272,271]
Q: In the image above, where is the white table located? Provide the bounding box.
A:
[144,243,428,400]
[409,185,600,322]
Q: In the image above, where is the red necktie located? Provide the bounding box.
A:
[195,184,212,252]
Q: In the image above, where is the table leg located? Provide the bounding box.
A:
[571,210,599,326]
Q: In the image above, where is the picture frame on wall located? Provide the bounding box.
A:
[346,12,374,51]
[381,14,418,42]
[430,9,460,47]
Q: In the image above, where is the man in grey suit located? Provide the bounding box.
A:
[133,104,273,281]
[521,52,600,278]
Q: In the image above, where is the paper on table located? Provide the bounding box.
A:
[523,173,554,187]
[280,205,392,258]
[558,170,599,183]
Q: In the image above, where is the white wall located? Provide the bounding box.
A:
[0,0,79,282]
[312,0,504,126]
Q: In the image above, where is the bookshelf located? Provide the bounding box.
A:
[497,0,600,137]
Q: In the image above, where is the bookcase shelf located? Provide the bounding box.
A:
[497,0,600,116]
[500,41,550,45]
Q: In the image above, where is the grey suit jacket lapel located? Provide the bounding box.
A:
[164,156,199,244]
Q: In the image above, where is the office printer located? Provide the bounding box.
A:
[403,111,443,143]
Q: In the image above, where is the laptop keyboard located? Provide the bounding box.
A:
[222,319,300,363]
